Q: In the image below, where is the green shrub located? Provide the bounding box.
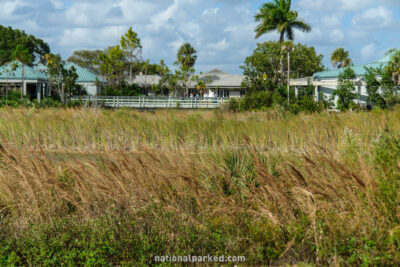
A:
[39,98,62,108]
[373,131,400,222]
[241,91,273,110]
[227,97,240,112]
[298,97,323,113]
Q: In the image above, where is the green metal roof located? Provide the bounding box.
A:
[0,61,48,80]
[33,62,103,83]
[64,62,103,83]
[314,50,399,80]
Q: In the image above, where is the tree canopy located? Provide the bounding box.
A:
[330,48,352,68]
[241,41,324,92]
[255,0,311,42]
[174,43,197,96]
[120,27,142,83]
[0,25,50,65]
[386,50,400,86]
[95,46,125,87]
[175,43,197,69]
[67,50,103,74]
[332,67,357,111]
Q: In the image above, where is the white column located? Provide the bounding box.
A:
[36,83,41,103]
[295,86,299,99]
[23,81,27,96]
[314,86,319,102]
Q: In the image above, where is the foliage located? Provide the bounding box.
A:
[155,60,171,96]
[101,81,141,96]
[330,48,352,68]
[362,50,400,109]
[364,67,386,109]
[120,27,142,83]
[13,45,33,65]
[0,25,50,65]
[174,43,197,96]
[134,61,163,75]
[332,67,357,111]
[45,54,80,102]
[175,43,197,69]
[255,0,311,42]
[242,41,324,91]
[385,50,400,86]
[67,50,103,74]
[46,54,65,102]
[227,87,324,114]
[95,46,125,87]
[63,66,79,98]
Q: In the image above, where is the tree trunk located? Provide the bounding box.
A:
[129,50,133,84]
[280,32,285,43]
[186,72,188,97]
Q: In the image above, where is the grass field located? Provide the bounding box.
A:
[1,107,400,266]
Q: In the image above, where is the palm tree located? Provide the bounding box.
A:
[255,0,311,42]
[175,43,197,97]
[176,43,197,69]
[331,48,352,68]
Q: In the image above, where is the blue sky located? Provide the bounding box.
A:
[1,0,399,73]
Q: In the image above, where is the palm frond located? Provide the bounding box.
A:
[290,20,312,32]
[286,27,294,41]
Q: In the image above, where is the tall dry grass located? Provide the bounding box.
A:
[0,108,400,265]
[0,107,397,153]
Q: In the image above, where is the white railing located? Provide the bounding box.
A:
[70,96,230,109]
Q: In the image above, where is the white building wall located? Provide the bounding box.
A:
[318,83,369,107]
[230,90,241,98]
[78,82,99,96]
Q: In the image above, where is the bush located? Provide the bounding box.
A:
[227,97,240,112]
[39,98,62,108]
[102,81,142,96]
[385,95,400,109]
[289,103,301,114]
[297,96,323,113]
[241,91,273,110]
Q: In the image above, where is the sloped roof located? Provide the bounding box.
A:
[33,62,103,83]
[198,68,230,83]
[209,74,244,87]
[64,62,103,83]
[314,50,398,80]
[132,75,161,86]
[128,68,245,88]
[0,61,48,81]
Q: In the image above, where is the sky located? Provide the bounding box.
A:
[1,0,400,74]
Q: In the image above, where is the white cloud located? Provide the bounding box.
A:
[297,0,374,12]
[1,0,400,73]
[206,39,229,51]
[352,6,395,29]
[321,15,343,28]
[361,43,377,60]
